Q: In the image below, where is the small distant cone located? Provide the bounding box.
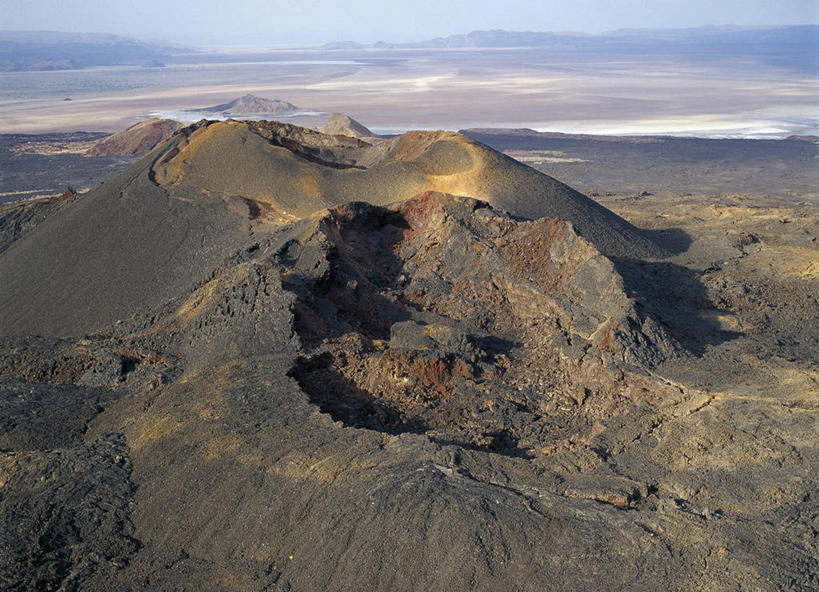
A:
[321,113,377,139]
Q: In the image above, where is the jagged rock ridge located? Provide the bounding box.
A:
[0,192,683,589]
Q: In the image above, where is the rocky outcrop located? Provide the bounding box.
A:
[0,120,668,340]
[197,94,299,115]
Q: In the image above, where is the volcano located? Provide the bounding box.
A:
[1,120,809,591]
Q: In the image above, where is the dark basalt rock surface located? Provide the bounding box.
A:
[0,197,65,254]
[0,376,137,592]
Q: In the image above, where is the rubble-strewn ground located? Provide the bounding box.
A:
[0,124,816,591]
[596,191,818,390]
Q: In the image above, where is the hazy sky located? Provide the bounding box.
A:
[1,0,817,45]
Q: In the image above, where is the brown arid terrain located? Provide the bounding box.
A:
[85,118,183,157]
[10,139,98,156]
[0,120,816,591]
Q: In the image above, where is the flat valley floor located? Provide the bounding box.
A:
[1,46,816,138]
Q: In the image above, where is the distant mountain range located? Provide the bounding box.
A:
[0,30,184,72]
[2,26,815,73]
[324,25,819,49]
[322,25,819,70]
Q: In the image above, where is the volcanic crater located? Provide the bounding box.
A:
[284,192,676,457]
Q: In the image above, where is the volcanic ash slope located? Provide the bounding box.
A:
[152,120,665,258]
